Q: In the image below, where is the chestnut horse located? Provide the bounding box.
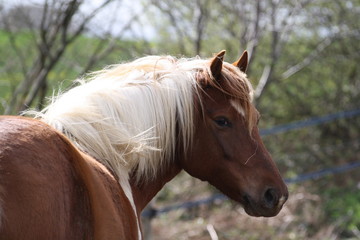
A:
[0,50,288,239]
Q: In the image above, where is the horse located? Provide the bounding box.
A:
[0,50,288,239]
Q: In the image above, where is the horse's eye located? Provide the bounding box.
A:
[214,117,232,127]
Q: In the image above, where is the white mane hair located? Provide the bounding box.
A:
[31,55,212,183]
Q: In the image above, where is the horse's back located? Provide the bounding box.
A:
[0,116,138,240]
[0,116,93,239]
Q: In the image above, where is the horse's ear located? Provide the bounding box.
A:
[210,50,226,80]
[233,50,248,73]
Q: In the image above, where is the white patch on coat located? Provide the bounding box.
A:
[230,100,245,117]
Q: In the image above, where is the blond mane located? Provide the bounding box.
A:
[30,55,254,183]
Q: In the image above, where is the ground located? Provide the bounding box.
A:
[143,173,355,240]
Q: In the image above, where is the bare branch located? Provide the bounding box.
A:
[66,0,114,44]
[194,0,209,55]
[254,65,271,99]
[254,0,311,101]
[206,224,219,240]
[4,0,125,114]
[80,9,141,74]
[150,0,188,53]
[1,9,28,77]
[282,37,333,80]
[245,0,262,65]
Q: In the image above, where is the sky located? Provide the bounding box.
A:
[2,0,156,39]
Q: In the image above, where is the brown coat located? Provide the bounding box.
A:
[0,116,138,240]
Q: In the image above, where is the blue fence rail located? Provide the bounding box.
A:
[142,108,360,218]
[260,108,360,136]
[142,161,360,218]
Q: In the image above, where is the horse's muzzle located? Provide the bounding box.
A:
[243,187,289,217]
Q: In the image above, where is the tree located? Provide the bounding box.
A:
[1,0,142,114]
[149,0,213,56]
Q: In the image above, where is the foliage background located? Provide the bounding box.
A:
[0,0,359,239]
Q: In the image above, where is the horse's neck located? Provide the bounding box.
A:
[130,163,181,214]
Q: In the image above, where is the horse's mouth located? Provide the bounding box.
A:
[242,194,284,217]
[242,194,262,217]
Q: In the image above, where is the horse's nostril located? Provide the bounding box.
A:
[243,194,251,205]
[264,188,278,209]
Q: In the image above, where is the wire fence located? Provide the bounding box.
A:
[142,108,360,218]
[260,108,360,136]
[142,161,360,218]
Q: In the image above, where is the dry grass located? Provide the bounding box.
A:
[143,173,345,240]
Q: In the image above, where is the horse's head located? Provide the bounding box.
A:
[181,50,288,217]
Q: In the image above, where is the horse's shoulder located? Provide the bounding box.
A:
[0,116,95,239]
[0,116,138,238]
[0,116,59,139]
[72,150,139,239]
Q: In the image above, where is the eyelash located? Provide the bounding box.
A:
[214,117,232,127]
